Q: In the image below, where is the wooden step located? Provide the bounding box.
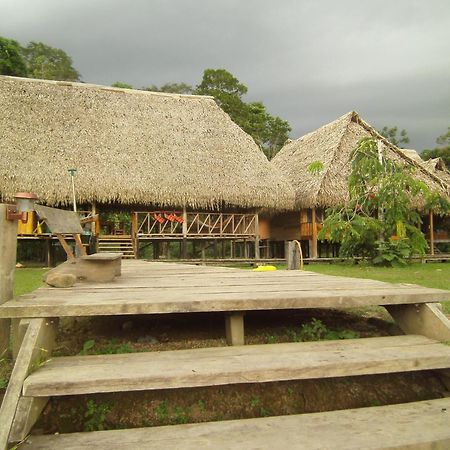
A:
[23,335,450,397]
[19,398,450,449]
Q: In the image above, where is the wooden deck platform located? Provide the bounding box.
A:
[0,260,448,319]
[2,260,450,449]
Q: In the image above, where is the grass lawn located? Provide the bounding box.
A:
[305,262,450,313]
[14,268,46,297]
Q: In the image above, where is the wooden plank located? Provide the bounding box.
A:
[0,318,56,449]
[22,335,450,397]
[0,285,448,318]
[0,204,17,357]
[386,303,450,341]
[34,205,83,234]
[19,398,450,449]
[9,397,48,442]
[73,234,87,256]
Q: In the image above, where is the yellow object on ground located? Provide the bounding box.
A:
[252,265,277,272]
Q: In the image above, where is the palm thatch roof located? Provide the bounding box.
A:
[398,149,450,186]
[0,76,294,210]
[272,111,449,209]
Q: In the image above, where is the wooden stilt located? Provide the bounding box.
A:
[311,207,318,259]
[0,204,17,358]
[430,210,435,256]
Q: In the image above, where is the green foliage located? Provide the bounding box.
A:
[319,137,443,265]
[287,319,360,342]
[79,339,133,355]
[155,400,169,424]
[421,127,450,168]
[144,82,193,94]
[194,68,291,158]
[23,41,80,81]
[83,400,111,431]
[111,81,133,89]
[0,36,27,76]
[379,126,410,147]
[307,161,325,175]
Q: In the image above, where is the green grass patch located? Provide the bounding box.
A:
[14,268,46,297]
[305,262,450,313]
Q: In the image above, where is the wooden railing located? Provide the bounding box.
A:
[133,211,258,238]
[300,222,323,239]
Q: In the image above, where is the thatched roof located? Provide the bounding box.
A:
[0,76,294,210]
[272,111,449,209]
[398,149,450,185]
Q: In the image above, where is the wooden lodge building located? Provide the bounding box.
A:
[267,111,450,258]
[1,77,448,262]
[0,75,294,262]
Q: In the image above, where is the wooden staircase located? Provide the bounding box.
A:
[97,236,135,259]
[2,262,450,449]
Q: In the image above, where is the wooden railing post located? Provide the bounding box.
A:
[429,210,434,256]
[0,204,18,357]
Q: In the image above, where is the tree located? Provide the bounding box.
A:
[0,36,27,77]
[23,41,80,81]
[379,126,410,147]
[143,82,193,94]
[111,81,133,89]
[194,68,290,158]
[318,137,449,266]
[421,127,450,168]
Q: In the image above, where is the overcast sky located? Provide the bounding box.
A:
[2,0,450,149]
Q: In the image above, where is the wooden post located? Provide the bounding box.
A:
[429,210,435,256]
[91,202,97,235]
[311,207,318,259]
[225,313,245,346]
[0,204,17,357]
[254,214,260,260]
[286,241,300,270]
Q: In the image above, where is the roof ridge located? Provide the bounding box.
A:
[0,75,214,101]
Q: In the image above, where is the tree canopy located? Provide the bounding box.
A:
[143,82,193,94]
[379,126,410,147]
[111,81,133,89]
[0,37,28,77]
[23,41,80,81]
[194,69,291,159]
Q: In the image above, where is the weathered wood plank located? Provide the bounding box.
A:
[386,303,450,341]
[22,335,450,397]
[0,285,447,318]
[9,397,48,442]
[0,318,56,449]
[19,398,450,449]
[34,205,83,234]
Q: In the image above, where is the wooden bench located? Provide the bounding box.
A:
[34,205,122,283]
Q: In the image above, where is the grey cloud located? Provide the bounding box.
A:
[2,0,449,149]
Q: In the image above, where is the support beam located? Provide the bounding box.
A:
[225,313,245,346]
[0,203,18,358]
[386,303,450,342]
[311,207,318,259]
[430,210,435,256]
[0,318,57,449]
[9,396,49,442]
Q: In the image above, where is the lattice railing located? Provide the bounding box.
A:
[133,211,257,237]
